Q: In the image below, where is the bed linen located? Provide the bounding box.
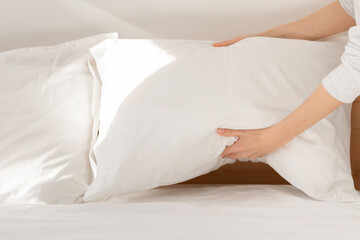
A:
[0,33,117,203]
[1,184,359,240]
[85,37,358,203]
[1,1,358,239]
[0,33,117,204]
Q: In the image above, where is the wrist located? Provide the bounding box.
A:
[267,123,293,147]
[260,27,287,39]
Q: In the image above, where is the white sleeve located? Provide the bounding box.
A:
[322,26,360,103]
[339,0,355,18]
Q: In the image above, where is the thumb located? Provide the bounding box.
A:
[216,128,240,137]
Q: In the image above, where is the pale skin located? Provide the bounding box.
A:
[214,1,356,160]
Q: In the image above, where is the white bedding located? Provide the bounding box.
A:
[1,1,358,239]
[1,184,359,240]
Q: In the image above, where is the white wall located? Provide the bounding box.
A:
[0,0,334,51]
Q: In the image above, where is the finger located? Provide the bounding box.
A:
[212,40,231,47]
[223,152,248,160]
[219,146,229,157]
[222,153,239,160]
[223,149,256,160]
[249,151,265,160]
[212,37,241,47]
[216,128,240,137]
[246,151,263,161]
[220,145,238,157]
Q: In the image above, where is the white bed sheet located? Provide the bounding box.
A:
[0,184,359,240]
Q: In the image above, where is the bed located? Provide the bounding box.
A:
[1,184,359,240]
[0,0,359,239]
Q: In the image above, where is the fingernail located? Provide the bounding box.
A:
[216,128,224,133]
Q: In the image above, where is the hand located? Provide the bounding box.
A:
[212,34,257,47]
[216,127,288,160]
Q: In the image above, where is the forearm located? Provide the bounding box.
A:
[257,1,355,41]
[271,84,344,145]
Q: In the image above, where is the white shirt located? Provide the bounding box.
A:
[322,0,360,103]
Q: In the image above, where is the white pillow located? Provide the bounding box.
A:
[85,37,360,202]
[0,32,118,203]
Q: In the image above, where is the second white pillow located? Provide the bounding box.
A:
[0,33,118,203]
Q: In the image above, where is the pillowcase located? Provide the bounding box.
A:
[85,37,360,202]
[0,32,118,204]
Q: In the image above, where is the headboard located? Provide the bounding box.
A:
[350,99,360,190]
[1,0,357,189]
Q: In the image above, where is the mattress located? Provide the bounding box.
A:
[1,184,359,240]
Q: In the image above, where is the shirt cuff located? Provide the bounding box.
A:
[339,0,355,19]
[322,64,360,104]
